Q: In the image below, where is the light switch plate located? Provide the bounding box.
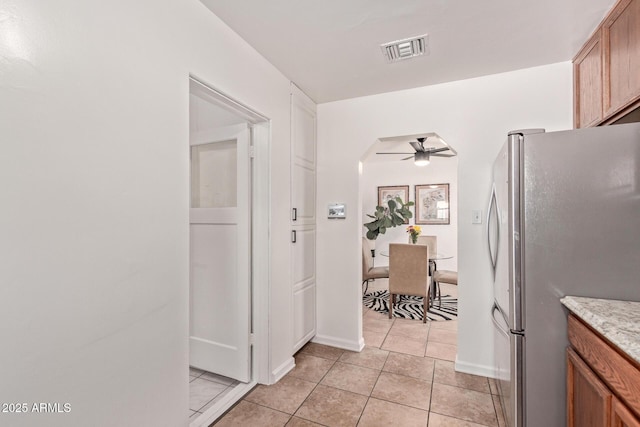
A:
[472,210,482,224]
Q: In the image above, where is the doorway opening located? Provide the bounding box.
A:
[188,77,270,427]
[358,132,459,324]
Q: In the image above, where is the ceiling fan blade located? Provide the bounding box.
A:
[376,152,415,155]
[409,141,424,152]
[425,147,451,154]
[430,153,456,157]
[401,156,414,160]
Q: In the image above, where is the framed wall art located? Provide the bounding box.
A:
[415,183,450,225]
[378,185,410,224]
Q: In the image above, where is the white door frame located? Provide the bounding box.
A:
[188,77,271,427]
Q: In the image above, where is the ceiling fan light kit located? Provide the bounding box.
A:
[414,151,430,166]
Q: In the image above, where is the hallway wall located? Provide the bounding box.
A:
[0,1,294,426]
[316,62,573,375]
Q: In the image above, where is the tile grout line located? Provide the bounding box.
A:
[285,348,341,425]
[353,350,391,427]
[428,367,498,427]
[294,345,392,426]
[231,400,293,424]
[364,349,392,399]
[428,409,494,427]
[427,355,436,426]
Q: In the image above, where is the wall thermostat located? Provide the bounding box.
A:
[328,203,346,219]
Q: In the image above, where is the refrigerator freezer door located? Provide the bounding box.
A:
[491,301,523,427]
[511,332,524,427]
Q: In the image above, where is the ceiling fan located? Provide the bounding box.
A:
[376,137,456,166]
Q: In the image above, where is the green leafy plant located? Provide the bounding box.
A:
[364,197,415,240]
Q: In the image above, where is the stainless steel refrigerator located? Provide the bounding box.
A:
[487,122,640,427]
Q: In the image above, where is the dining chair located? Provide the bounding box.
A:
[432,269,458,307]
[416,235,437,256]
[388,243,430,323]
[362,237,389,294]
[415,235,439,306]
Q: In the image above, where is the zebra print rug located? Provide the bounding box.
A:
[363,290,458,321]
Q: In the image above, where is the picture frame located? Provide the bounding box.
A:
[415,184,450,225]
[378,185,410,224]
[327,203,346,219]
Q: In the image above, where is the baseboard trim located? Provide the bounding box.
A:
[271,357,295,383]
[312,334,364,352]
[455,357,496,378]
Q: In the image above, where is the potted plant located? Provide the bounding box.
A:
[364,197,414,240]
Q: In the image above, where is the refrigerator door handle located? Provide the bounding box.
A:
[491,301,510,338]
[487,184,500,275]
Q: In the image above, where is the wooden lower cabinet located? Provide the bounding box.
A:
[567,314,640,427]
[567,347,612,426]
[613,398,640,427]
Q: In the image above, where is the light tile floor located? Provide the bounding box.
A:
[189,368,240,421]
[213,279,505,427]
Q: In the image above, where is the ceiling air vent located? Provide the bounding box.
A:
[380,34,429,63]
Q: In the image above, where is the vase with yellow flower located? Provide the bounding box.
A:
[406,225,422,244]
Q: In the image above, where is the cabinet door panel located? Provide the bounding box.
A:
[604,0,640,115]
[293,283,316,352]
[613,397,640,427]
[292,164,316,223]
[574,30,603,128]
[291,86,316,225]
[567,348,612,427]
[291,226,316,352]
[568,315,640,416]
[292,227,316,288]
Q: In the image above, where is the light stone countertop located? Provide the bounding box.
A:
[561,296,640,365]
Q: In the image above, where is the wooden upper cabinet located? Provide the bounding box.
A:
[574,29,604,128]
[603,0,640,117]
[574,0,640,127]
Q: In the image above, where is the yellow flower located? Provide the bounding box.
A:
[406,225,421,236]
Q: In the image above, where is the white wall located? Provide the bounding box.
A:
[316,62,573,375]
[361,159,458,271]
[0,1,294,426]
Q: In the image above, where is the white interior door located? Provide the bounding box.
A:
[189,123,251,383]
[290,85,317,353]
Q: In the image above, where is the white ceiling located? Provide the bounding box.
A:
[200,0,615,103]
